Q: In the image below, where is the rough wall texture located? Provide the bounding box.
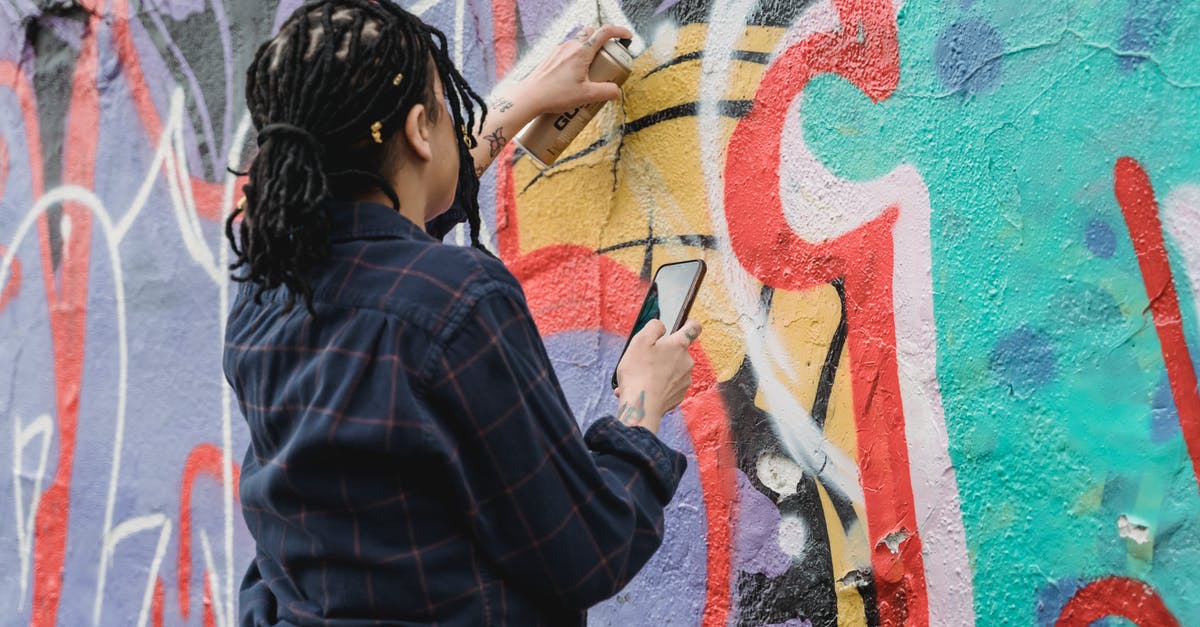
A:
[1,0,1198,625]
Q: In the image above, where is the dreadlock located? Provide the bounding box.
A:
[225,0,489,313]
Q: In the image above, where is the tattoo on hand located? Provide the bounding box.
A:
[684,328,699,342]
[484,126,507,159]
[492,97,514,113]
[617,391,647,427]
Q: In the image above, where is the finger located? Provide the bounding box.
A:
[632,319,668,346]
[581,81,623,102]
[672,319,703,345]
[590,24,634,43]
[582,24,634,50]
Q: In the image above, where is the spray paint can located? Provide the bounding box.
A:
[513,38,633,169]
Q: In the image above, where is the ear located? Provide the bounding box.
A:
[403,102,433,162]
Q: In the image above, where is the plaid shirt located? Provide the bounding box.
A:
[224,200,687,626]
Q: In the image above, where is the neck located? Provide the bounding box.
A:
[356,166,428,231]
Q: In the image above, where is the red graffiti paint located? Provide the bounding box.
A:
[110,0,242,222]
[1056,577,1180,626]
[152,577,165,627]
[0,61,45,197]
[1115,157,1200,489]
[0,245,19,313]
[28,5,102,624]
[723,0,928,623]
[491,0,521,260]
[508,244,736,626]
[177,444,240,619]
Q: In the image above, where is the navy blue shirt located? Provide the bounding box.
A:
[224,201,687,626]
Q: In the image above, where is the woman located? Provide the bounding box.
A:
[223,1,702,625]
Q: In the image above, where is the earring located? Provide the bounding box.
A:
[370,121,383,144]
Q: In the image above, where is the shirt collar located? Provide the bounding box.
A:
[324,200,437,243]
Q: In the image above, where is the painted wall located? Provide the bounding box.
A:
[2,0,1198,625]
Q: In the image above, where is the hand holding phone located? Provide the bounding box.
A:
[609,261,706,433]
[612,260,706,389]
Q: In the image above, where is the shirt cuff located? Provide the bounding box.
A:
[583,415,688,503]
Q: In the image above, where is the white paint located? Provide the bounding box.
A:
[697,0,866,506]
[648,20,679,66]
[491,0,643,95]
[880,527,912,554]
[219,110,254,627]
[11,413,53,608]
[1118,514,1151,545]
[755,453,804,499]
[1162,184,1200,331]
[408,0,442,18]
[0,83,241,626]
[777,514,808,558]
[699,1,975,623]
[620,145,863,503]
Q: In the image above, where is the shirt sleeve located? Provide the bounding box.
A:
[422,280,687,610]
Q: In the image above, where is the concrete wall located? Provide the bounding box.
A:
[2,0,1198,625]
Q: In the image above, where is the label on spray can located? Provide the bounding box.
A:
[513,39,634,169]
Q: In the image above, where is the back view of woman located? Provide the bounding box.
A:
[223,2,702,625]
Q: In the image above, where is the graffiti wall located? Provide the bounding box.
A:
[2,0,1198,625]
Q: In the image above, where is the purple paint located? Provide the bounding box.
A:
[544,331,707,626]
[516,0,568,43]
[146,0,209,22]
[655,0,685,15]
[734,470,792,577]
[1086,220,1117,258]
[1151,374,1182,443]
[990,326,1057,394]
[1118,0,1178,71]
[1035,579,1086,626]
[934,18,1004,94]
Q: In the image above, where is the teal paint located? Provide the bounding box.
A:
[804,0,1200,622]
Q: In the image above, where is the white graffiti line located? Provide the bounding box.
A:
[0,183,136,625]
[11,413,53,608]
[97,515,173,627]
[491,0,641,95]
[453,0,466,68]
[1162,184,1200,330]
[619,145,865,504]
[164,90,223,285]
[115,90,179,241]
[218,110,254,627]
[759,1,974,622]
[201,529,229,627]
[693,0,868,499]
[408,0,442,17]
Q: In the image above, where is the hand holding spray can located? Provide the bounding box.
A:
[513,38,633,169]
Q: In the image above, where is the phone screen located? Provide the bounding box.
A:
[612,260,706,388]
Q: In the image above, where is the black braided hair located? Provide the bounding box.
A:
[225,0,489,313]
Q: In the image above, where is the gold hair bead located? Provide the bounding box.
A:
[236,196,247,210]
[392,72,403,86]
[370,121,383,144]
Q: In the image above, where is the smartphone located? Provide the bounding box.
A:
[611,260,707,389]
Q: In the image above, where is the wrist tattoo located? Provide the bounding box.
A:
[475,162,486,178]
[617,391,647,427]
[492,97,514,113]
[484,126,507,159]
